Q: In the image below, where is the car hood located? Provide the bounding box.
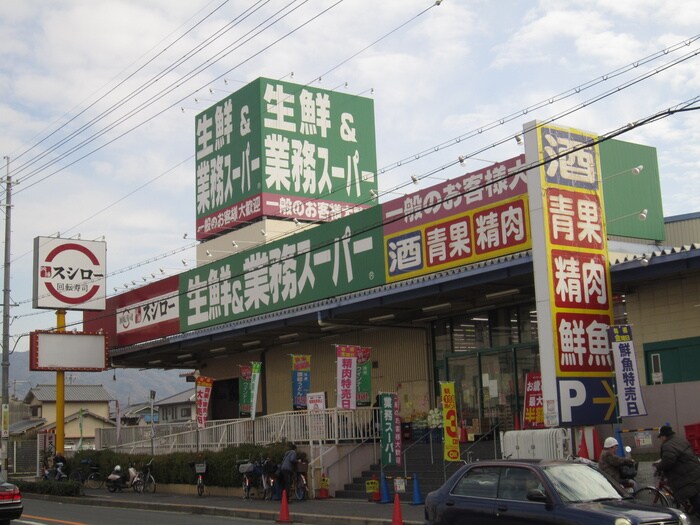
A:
[566,499,681,521]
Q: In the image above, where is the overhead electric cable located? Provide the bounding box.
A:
[23,96,700,333]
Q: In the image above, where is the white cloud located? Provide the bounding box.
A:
[1,0,700,350]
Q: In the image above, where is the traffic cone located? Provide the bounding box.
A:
[379,474,391,504]
[591,427,603,460]
[392,493,404,525]
[372,474,381,502]
[410,473,424,505]
[275,489,292,523]
[577,428,590,459]
[318,473,329,499]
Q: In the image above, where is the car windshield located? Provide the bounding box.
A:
[542,464,622,503]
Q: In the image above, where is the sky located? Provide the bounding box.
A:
[1,0,699,356]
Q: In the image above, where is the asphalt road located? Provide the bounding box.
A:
[21,497,271,525]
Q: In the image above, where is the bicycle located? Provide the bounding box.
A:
[633,469,695,516]
[140,458,156,494]
[240,458,275,500]
[194,461,206,497]
[70,459,103,489]
[292,460,308,501]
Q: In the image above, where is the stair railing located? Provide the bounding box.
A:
[400,427,435,479]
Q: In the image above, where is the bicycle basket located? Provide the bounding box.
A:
[238,462,254,474]
[195,462,207,474]
[296,461,308,473]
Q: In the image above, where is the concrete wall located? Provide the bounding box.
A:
[603,381,700,453]
[624,271,700,380]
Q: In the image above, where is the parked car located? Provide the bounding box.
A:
[424,459,689,525]
[0,481,23,525]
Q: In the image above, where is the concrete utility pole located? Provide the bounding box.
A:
[1,156,12,480]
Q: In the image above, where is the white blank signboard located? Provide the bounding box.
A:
[30,332,107,371]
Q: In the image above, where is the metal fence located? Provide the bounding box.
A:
[97,407,378,454]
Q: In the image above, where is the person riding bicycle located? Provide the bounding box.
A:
[599,437,636,487]
[656,425,700,515]
[280,442,298,501]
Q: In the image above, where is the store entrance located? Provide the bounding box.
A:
[448,345,539,436]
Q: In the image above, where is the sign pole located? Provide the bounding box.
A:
[1,157,11,479]
[56,309,66,455]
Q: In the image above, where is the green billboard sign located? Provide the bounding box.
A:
[180,206,385,331]
[194,77,377,240]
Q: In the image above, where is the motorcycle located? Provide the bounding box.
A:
[106,464,144,493]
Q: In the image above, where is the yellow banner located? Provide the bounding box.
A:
[440,382,460,462]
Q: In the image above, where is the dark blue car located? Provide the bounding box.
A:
[424,459,690,525]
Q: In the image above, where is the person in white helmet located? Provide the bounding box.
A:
[599,436,636,486]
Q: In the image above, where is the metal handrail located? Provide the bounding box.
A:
[459,423,500,463]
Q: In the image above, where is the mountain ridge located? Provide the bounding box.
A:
[9,351,192,407]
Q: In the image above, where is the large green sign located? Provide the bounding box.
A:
[194,77,377,240]
[180,206,385,331]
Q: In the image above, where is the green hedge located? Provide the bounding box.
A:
[68,442,290,487]
[15,479,83,497]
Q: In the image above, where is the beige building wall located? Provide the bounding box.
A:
[39,401,110,424]
[65,416,112,439]
[202,326,432,418]
[624,271,700,381]
[664,217,700,246]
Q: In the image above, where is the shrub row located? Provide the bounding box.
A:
[67,442,291,488]
[15,479,82,497]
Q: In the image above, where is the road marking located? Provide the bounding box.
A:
[21,515,88,525]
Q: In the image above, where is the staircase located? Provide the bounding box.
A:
[335,436,502,501]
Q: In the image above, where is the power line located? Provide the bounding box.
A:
[23,96,700,335]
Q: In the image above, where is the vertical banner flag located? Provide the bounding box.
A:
[356,346,372,407]
[523,373,545,429]
[250,361,262,420]
[292,355,311,410]
[609,325,647,417]
[195,375,214,429]
[379,393,401,466]
[336,345,357,409]
[440,382,460,461]
[239,365,252,417]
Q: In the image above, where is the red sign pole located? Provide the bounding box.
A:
[55,309,66,455]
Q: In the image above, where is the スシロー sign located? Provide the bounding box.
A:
[32,237,106,311]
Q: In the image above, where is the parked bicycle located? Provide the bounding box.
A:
[239,457,275,500]
[70,458,103,489]
[192,460,207,497]
[139,458,156,493]
[292,457,308,501]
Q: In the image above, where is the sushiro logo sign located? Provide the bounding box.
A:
[33,237,107,311]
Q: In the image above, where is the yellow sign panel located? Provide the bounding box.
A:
[440,382,460,462]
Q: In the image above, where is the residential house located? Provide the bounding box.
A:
[23,385,116,450]
[156,389,195,424]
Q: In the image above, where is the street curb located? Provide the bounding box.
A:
[23,493,422,525]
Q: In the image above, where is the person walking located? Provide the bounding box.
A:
[656,425,700,516]
[280,442,298,502]
[599,437,636,487]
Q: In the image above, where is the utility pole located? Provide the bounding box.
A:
[1,156,12,481]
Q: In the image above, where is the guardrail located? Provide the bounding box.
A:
[97,407,378,453]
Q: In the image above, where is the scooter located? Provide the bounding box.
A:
[106,464,144,493]
[42,460,68,481]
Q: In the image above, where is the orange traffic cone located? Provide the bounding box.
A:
[372,474,381,502]
[392,493,403,525]
[276,489,292,523]
[577,429,590,459]
[591,427,603,460]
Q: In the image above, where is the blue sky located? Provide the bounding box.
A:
[1,0,699,353]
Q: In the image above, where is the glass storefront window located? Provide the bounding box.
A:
[453,315,490,352]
